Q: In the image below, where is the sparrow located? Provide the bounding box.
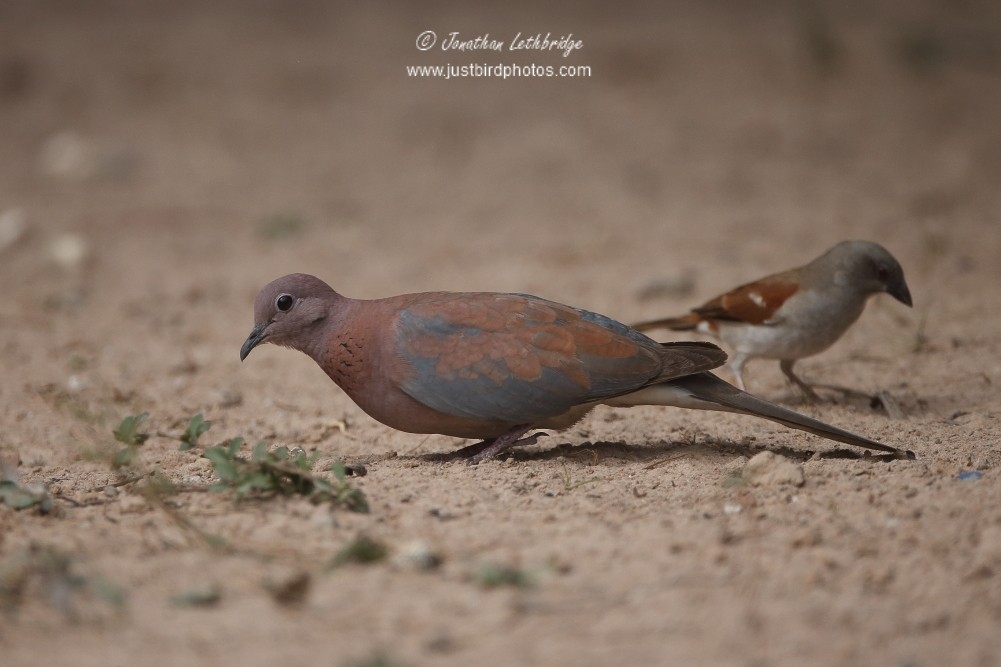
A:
[632,240,913,400]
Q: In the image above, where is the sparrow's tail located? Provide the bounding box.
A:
[632,313,702,332]
[621,372,914,458]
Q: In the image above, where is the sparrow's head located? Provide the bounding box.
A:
[828,240,912,307]
[240,273,339,361]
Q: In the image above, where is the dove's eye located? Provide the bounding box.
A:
[275,294,295,312]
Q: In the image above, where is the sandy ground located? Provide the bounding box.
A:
[2,2,1001,665]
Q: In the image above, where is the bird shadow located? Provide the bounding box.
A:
[416,436,908,466]
[770,383,903,417]
[771,382,974,424]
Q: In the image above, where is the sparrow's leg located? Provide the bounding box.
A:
[729,353,749,391]
[780,359,821,402]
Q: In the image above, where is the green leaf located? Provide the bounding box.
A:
[113,412,150,446]
[199,438,368,511]
[112,446,138,469]
[234,480,255,499]
[179,413,212,450]
[475,563,534,589]
[289,451,312,473]
[203,446,238,482]
[225,437,244,457]
[251,440,269,463]
[90,578,127,608]
[247,470,274,490]
[342,488,369,514]
[0,480,51,510]
[329,535,387,569]
[203,534,229,549]
[328,461,368,512]
[171,585,221,607]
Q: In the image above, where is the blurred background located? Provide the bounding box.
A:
[4,0,1000,430]
[2,0,999,301]
[3,0,1001,425]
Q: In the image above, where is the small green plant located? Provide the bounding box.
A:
[474,563,535,589]
[0,479,52,511]
[111,412,150,468]
[329,535,388,569]
[106,412,228,550]
[178,413,212,451]
[557,462,603,493]
[325,461,370,512]
[0,454,53,513]
[0,545,126,619]
[113,412,150,446]
[113,411,214,463]
[171,584,222,607]
[202,439,368,512]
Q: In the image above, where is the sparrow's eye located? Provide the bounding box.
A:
[275,294,295,312]
[876,266,890,281]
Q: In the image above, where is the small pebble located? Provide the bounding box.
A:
[39,131,92,178]
[117,493,147,513]
[743,451,805,487]
[103,485,119,498]
[50,233,90,271]
[343,463,367,477]
[66,374,88,393]
[263,569,311,606]
[394,540,443,571]
[0,208,28,253]
[723,502,742,515]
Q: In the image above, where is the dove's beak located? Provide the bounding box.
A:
[240,322,268,361]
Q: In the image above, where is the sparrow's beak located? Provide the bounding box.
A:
[240,322,268,361]
[889,280,913,308]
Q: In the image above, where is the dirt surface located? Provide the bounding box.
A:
[2,2,1001,665]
